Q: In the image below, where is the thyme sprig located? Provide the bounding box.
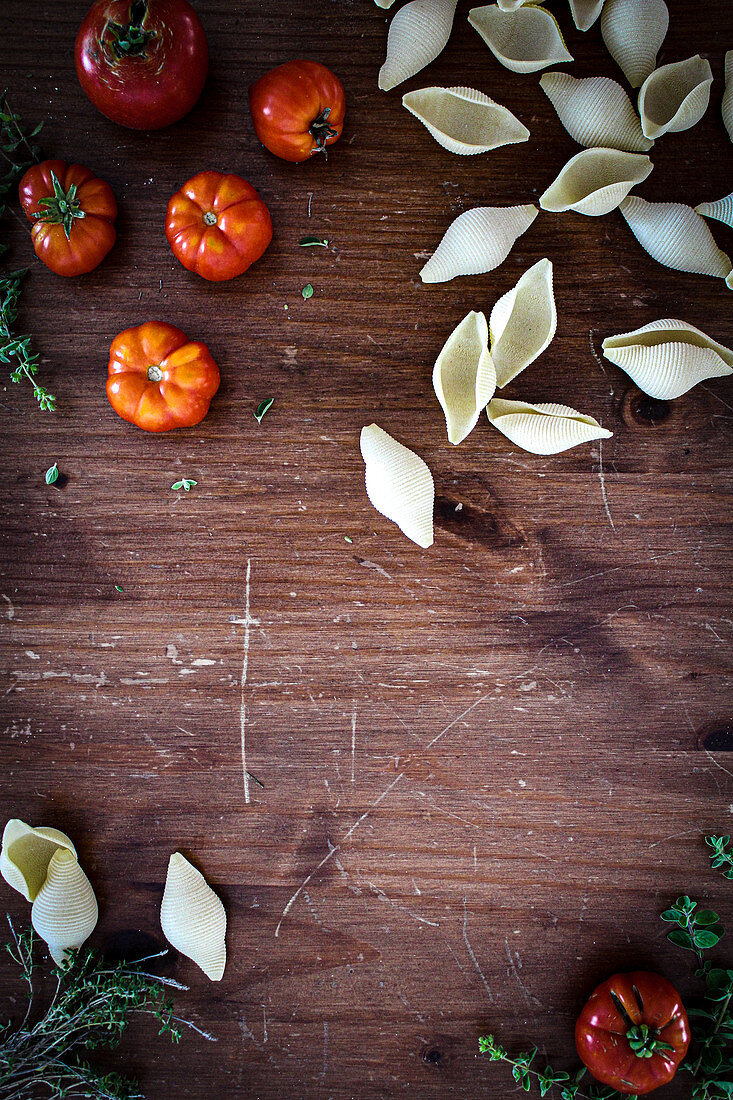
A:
[0,91,42,221]
[478,1037,635,1099]
[0,920,211,1100]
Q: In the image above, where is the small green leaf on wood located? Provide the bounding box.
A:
[45,462,59,485]
[301,283,314,300]
[171,478,197,492]
[254,398,274,424]
[299,236,328,248]
[114,585,123,593]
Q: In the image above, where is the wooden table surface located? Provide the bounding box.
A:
[1,1,732,1097]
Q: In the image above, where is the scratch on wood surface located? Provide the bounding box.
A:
[275,772,405,937]
[232,559,260,805]
[351,703,356,784]
[361,876,440,927]
[504,936,542,1007]
[597,439,615,530]
[2,594,14,620]
[321,1021,328,1082]
[462,897,494,1003]
[425,693,490,751]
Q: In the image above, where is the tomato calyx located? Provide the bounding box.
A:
[625,1023,675,1060]
[203,211,218,226]
[147,364,164,382]
[309,107,338,157]
[34,171,86,241]
[107,0,157,59]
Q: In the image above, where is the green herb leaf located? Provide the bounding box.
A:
[114,585,123,593]
[254,397,274,423]
[696,910,722,926]
[301,283,314,300]
[45,462,59,485]
[299,236,328,248]
[668,928,695,950]
[171,479,197,492]
[344,536,353,544]
[695,930,723,949]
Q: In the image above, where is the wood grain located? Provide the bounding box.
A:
[1,1,732,1096]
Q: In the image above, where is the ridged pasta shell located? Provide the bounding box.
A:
[601,0,669,88]
[375,0,398,8]
[723,52,733,142]
[490,258,557,387]
[568,0,606,31]
[539,148,653,216]
[31,849,97,965]
[378,0,458,92]
[468,4,573,74]
[638,55,713,139]
[420,204,538,283]
[487,398,612,454]
[1,819,77,902]
[602,318,733,399]
[402,86,530,155]
[498,0,543,8]
[695,193,733,229]
[619,196,733,285]
[433,311,496,444]
[360,424,434,547]
[160,853,227,981]
[539,72,652,152]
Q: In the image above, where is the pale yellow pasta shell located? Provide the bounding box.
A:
[402,86,529,154]
[1,819,77,902]
[601,0,669,88]
[602,318,733,400]
[498,0,543,8]
[160,853,227,982]
[420,204,538,283]
[433,311,496,444]
[360,425,434,547]
[722,52,733,142]
[490,258,557,387]
[540,72,652,152]
[620,196,733,285]
[31,849,97,965]
[638,55,713,140]
[696,193,733,230]
[378,0,458,92]
[375,0,398,8]
[540,148,653,216]
[487,399,612,454]
[468,4,573,74]
[568,0,606,31]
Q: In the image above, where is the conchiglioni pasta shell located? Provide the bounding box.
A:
[433,311,496,444]
[378,0,458,92]
[723,52,733,142]
[487,399,612,454]
[1,819,77,902]
[539,72,652,152]
[695,193,733,230]
[160,853,227,982]
[568,0,606,31]
[490,258,557,387]
[468,4,573,74]
[620,196,733,285]
[420,205,538,283]
[360,424,434,547]
[601,0,669,88]
[498,0,543,8]
[375,0,398,8]
[539,148,653,216]
[638,55,713,139]
[31,849,97,965]
[402,86,530,154]
[602,318,733,399]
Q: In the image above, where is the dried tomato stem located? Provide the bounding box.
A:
[309,107,338,157]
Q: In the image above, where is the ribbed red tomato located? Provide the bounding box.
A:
[106,322,220,431]
[575,971,690,1095]
[249,60,345,163]
[18,160,117,276]
[165,171,272,281]
[75,0,208,130]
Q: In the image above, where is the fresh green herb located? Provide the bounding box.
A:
[301,283,314,300]
[299,236,328,248]
[344,536,353,544]
[685,962,733,1098]
[254,398,274,424]
[0,270,56,411]
[477,1037,613,1099]
[114,585,123,593]
[44,462,59,485]
[171,478,197,492]
[708,836,733,882]
[0,90,43,220]
[0,921,211,1100]
[661,895,724,965]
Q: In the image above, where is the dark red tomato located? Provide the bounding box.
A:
[18,160,117,276]
[575,971,690,1095]
[75,0,208,130]
[249,60,345,163]
[165,171,272,281]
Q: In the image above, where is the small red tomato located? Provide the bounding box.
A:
[106,321,220,431]
[165,171,273,282]
[249,60,345,163]
[575,971,690,1095]
[75,0,208,130]
[18,160,117,277]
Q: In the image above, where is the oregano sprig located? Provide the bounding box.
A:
[661,895,724,966]
[478,1036,634,1100]
[707,837,733,882]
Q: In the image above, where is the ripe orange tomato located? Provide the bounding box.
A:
[18,160,117,276]
[106,321,220,431]
[165,171,272,281]
[249,60,345,163]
